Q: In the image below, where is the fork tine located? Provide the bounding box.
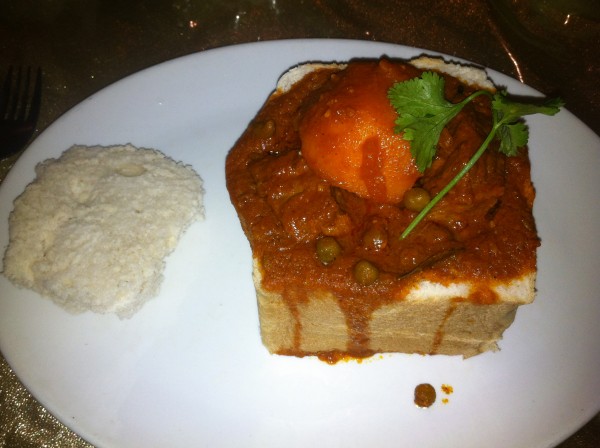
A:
[8,66,24,120]
[28,67,42,125]
[0,66,13,118]
[17,67,32,122]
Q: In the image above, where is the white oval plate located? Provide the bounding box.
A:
[1,39,599,448]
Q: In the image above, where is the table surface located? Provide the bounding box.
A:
[1,1,598,446]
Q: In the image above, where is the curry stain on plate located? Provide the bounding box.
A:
[414,383,436,408]
[441,383,454,404]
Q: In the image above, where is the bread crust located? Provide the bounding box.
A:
[275,57,494,95]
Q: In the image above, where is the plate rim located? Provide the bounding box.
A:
[1,38,599,448]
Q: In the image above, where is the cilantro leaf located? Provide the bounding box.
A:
[388,72,486,171]
[492,93,565,156]
[492,93,565,123]
[388,72,450,117]
[496,120,528,156]
[388,71,563,238]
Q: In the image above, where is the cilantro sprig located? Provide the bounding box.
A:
[388,72,563,238]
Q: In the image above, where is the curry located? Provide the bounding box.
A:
[225,59,539,358]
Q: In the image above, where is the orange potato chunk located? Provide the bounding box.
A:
[299,60,421,204]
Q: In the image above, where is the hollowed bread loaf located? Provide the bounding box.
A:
[226,57,538,361]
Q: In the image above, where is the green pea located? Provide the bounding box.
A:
[403,187,431,212]
[353,260,379,285]
[316,236,341,265]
